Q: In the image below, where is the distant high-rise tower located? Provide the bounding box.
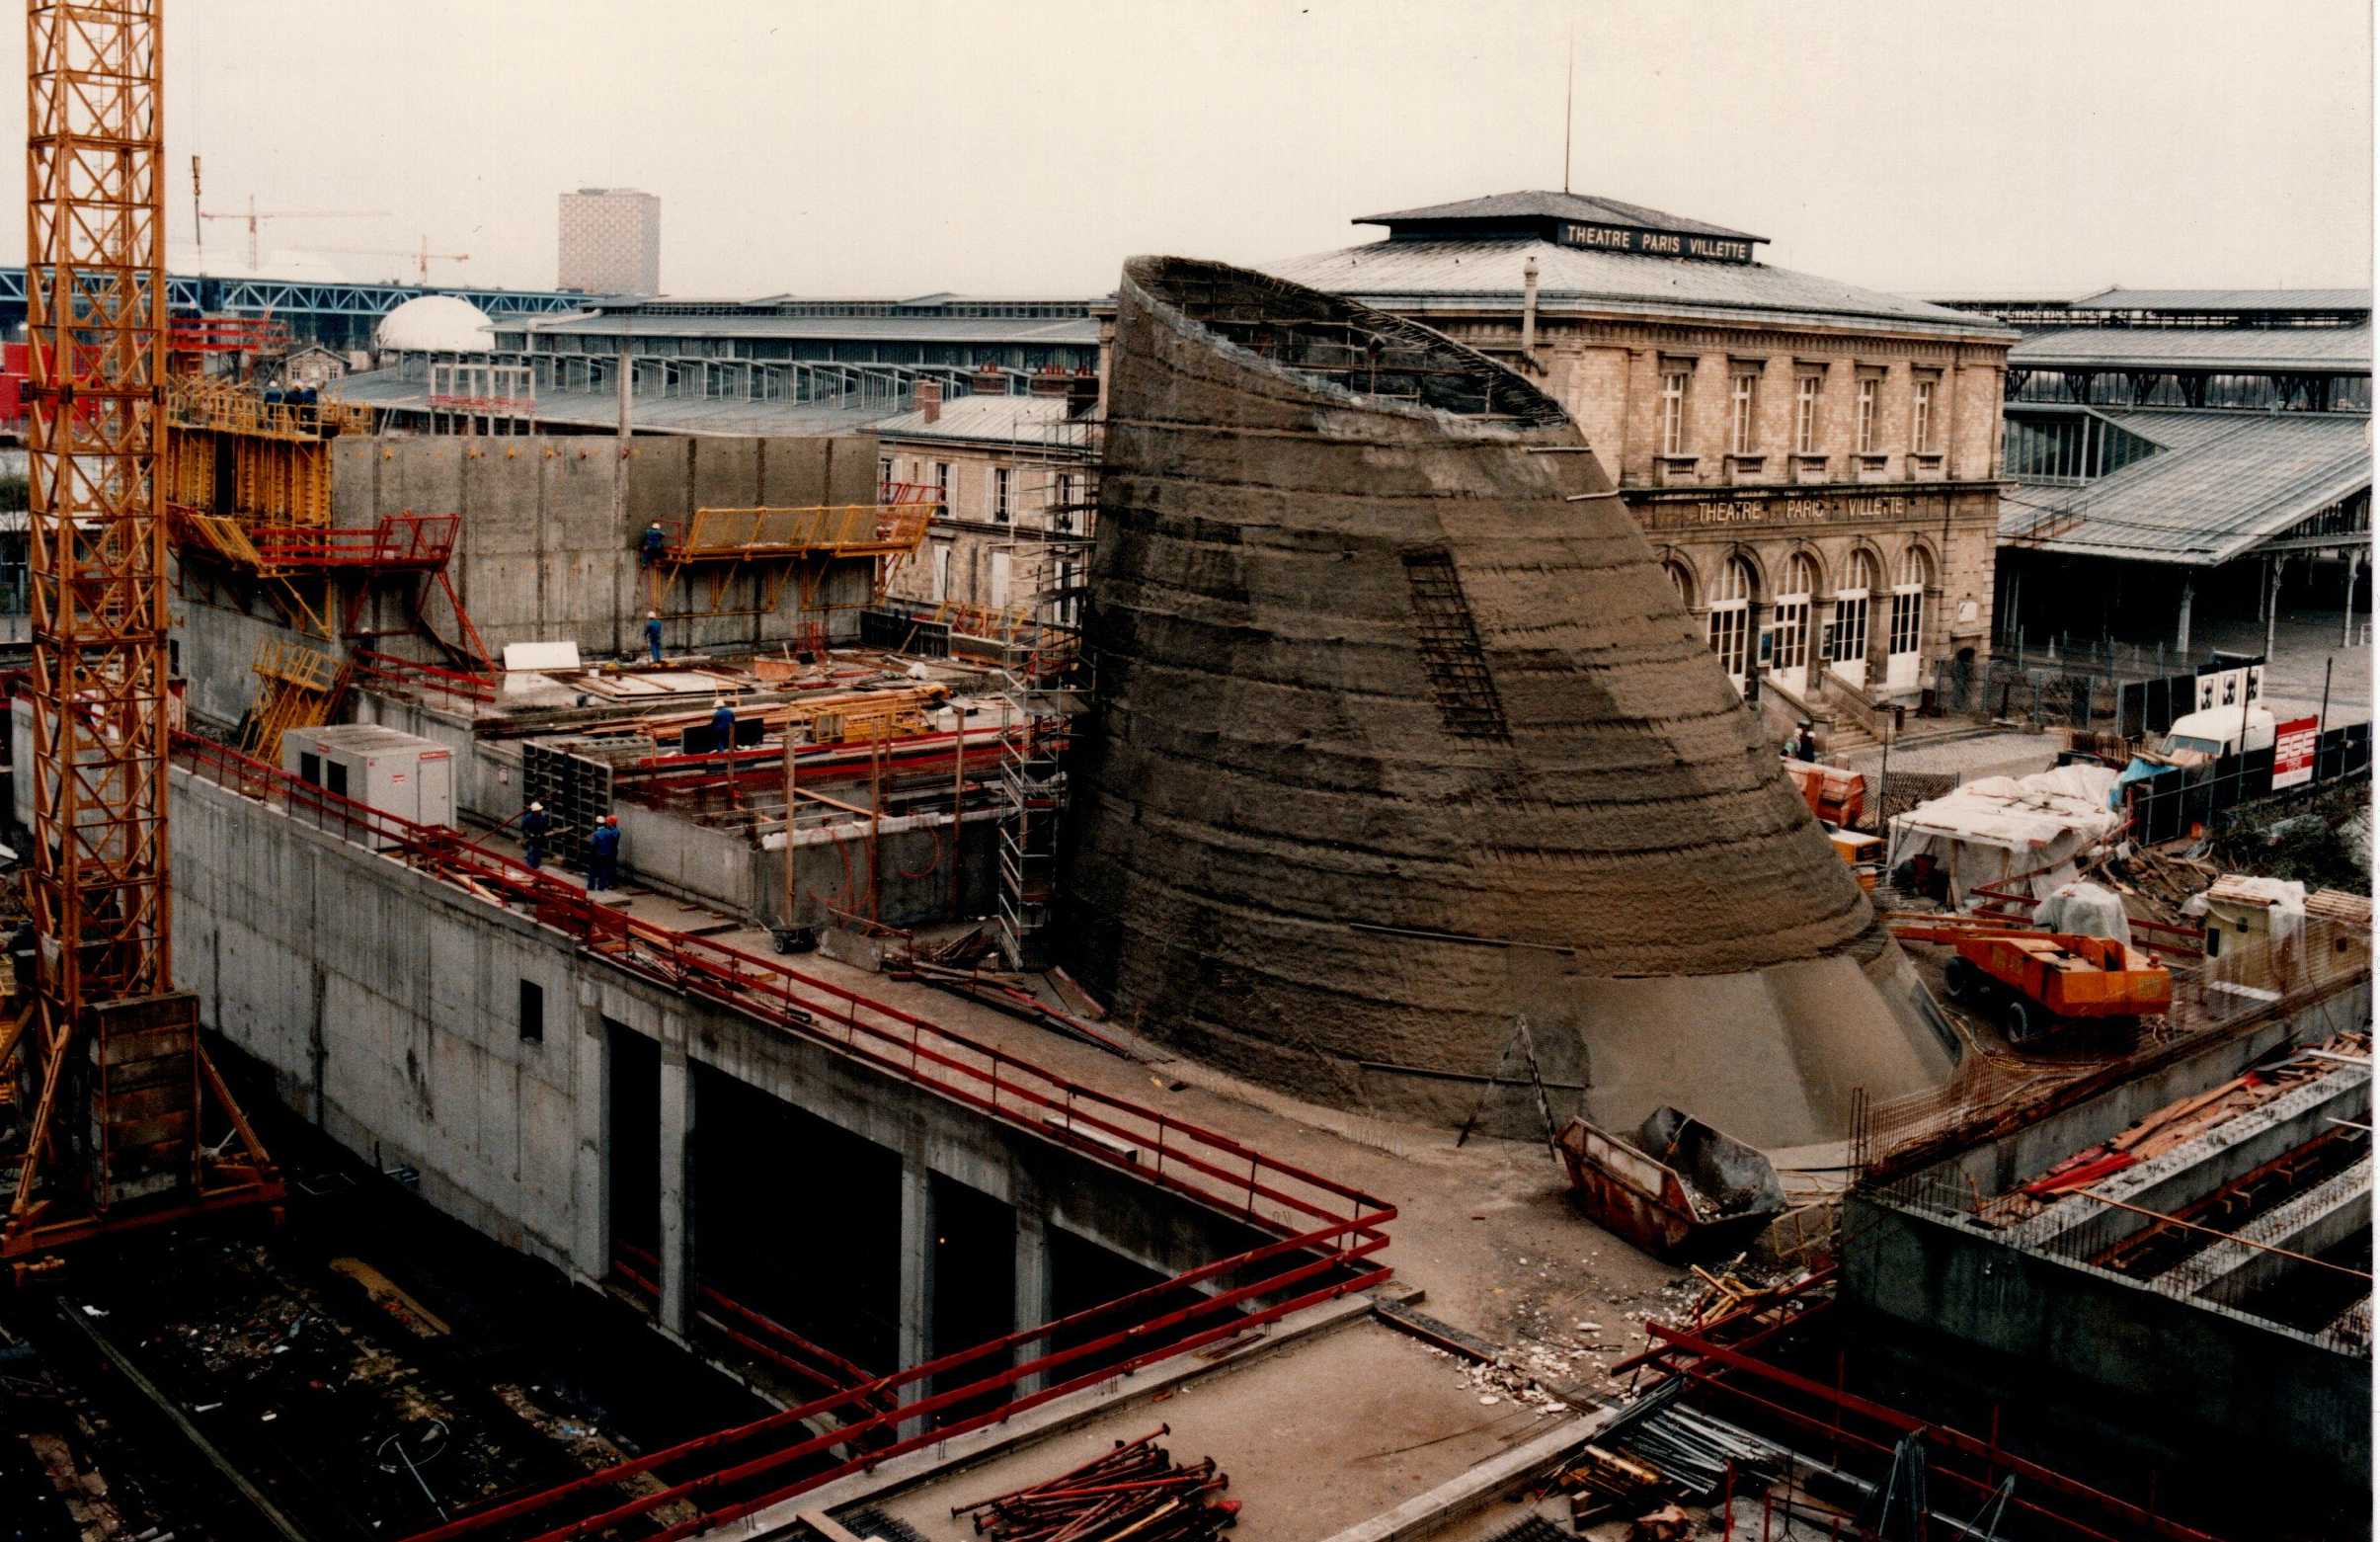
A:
[557,188,661,295]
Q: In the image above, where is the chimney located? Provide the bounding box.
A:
[1520,255,1541,361]
[916,377,942,425]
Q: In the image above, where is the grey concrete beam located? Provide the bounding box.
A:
[2010,1063,2370,1258]
[2168,1156,2370,1307]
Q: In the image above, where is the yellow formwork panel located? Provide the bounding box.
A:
[231,438,331,527]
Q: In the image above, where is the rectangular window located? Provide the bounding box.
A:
[1795,375,1820,453]
[1912,378,1936,452]
[1856,378,1878,452]
[326,761,349,800]
[1659,370,1689,455]
[298,751,321,787]
[877,455,893,491]
[518,978,544,1043]
[1729,372,1757,454]
[932,461,952,513]
[992,466,1013,524]
[1772,600,1807,672]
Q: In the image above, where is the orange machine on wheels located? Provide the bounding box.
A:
[1891,917,2174,1044]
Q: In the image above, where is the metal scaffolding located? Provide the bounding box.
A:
[994,418,1098,970]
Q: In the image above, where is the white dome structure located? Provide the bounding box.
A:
[375,294,493,354]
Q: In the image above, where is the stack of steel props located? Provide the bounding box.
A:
[949,1426,1238,1542]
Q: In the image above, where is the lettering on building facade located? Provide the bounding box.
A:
[1638,493,1947,531]
[1557,222,1755,265]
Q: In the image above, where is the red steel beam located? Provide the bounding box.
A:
[1645,1318,2227,1542]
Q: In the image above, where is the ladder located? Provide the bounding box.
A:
[1401,550,1510,741]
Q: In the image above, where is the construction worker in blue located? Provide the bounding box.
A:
[521,800,551,870]
[587,814,621,892]
[710,696,737,752]
[641,521,666,566]
[644,609,664,664]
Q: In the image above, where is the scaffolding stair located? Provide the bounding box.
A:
[243,636,351,765]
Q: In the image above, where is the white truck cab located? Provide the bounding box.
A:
[2155,703,2276,765]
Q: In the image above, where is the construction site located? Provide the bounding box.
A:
[0,9,2372,1542]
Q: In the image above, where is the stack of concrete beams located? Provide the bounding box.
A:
[1062,256,1957,1148]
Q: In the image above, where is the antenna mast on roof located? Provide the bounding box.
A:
[1562,15,1575,193]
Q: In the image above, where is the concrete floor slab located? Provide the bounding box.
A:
[853,1320,1574,1542]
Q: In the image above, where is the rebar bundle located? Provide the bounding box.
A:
[949,1426,1238,1542]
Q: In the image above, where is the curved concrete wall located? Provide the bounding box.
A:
[1062,256,1957,1148]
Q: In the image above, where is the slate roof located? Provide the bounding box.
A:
[338,367,890,438]
[1263,238,2011,336]
[1999,408,2372,565]
[2011,323,2372,372]
[1353,190,1764,243]
[2078,287,2372,313]
[871,392,1092,447]
[506,312,1100,346]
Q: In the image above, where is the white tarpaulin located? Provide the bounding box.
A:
[2036,880,2132,947]
[1886,763,2124,909]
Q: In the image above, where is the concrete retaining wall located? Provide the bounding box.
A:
[168,764,1258,1339]
[172,431,881,729]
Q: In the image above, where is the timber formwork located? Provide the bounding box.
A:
[645,484,934,619]
[5,0,280,1265]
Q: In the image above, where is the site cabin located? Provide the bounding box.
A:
[1941,932,2175,1043]
[2155,703,2276,766]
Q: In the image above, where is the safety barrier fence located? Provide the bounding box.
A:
[349,649,497,705]
[170,732,1396,1542]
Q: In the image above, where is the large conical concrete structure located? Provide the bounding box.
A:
[1061,257,1959,1150]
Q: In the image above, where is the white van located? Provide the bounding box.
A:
[2155,703,2276,765]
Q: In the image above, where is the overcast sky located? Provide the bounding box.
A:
[3,0,2369,298]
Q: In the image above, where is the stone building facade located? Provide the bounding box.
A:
[873,382,1097,631]
[1267,192,2015,729]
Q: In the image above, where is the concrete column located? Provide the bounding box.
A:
[2265,555,2283,663]
[570,997,613,1284]
[1013,1202,1055,1398]
[898,1160,937,1439]
[2345,553,2364,649]
[2177,572,2194,656]
[658,1044,696,1338]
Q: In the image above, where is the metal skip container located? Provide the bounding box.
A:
[1555,1106,1787,1259]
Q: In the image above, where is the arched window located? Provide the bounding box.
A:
[1707,556,1756,689]
[1772,552,1819,676]
[1664,560,1697,610]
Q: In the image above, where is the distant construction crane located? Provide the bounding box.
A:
[314,236,472,284]
[198,193,386,271]
[7,0,280,1269]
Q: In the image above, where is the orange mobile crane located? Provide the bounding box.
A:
[2,1,279,1272]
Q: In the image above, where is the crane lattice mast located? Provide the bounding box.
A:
[5,0,278,1266]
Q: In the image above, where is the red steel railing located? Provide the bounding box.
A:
[170,733,1395,1541]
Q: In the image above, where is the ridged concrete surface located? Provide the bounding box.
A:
[1062,257,1956,1147]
